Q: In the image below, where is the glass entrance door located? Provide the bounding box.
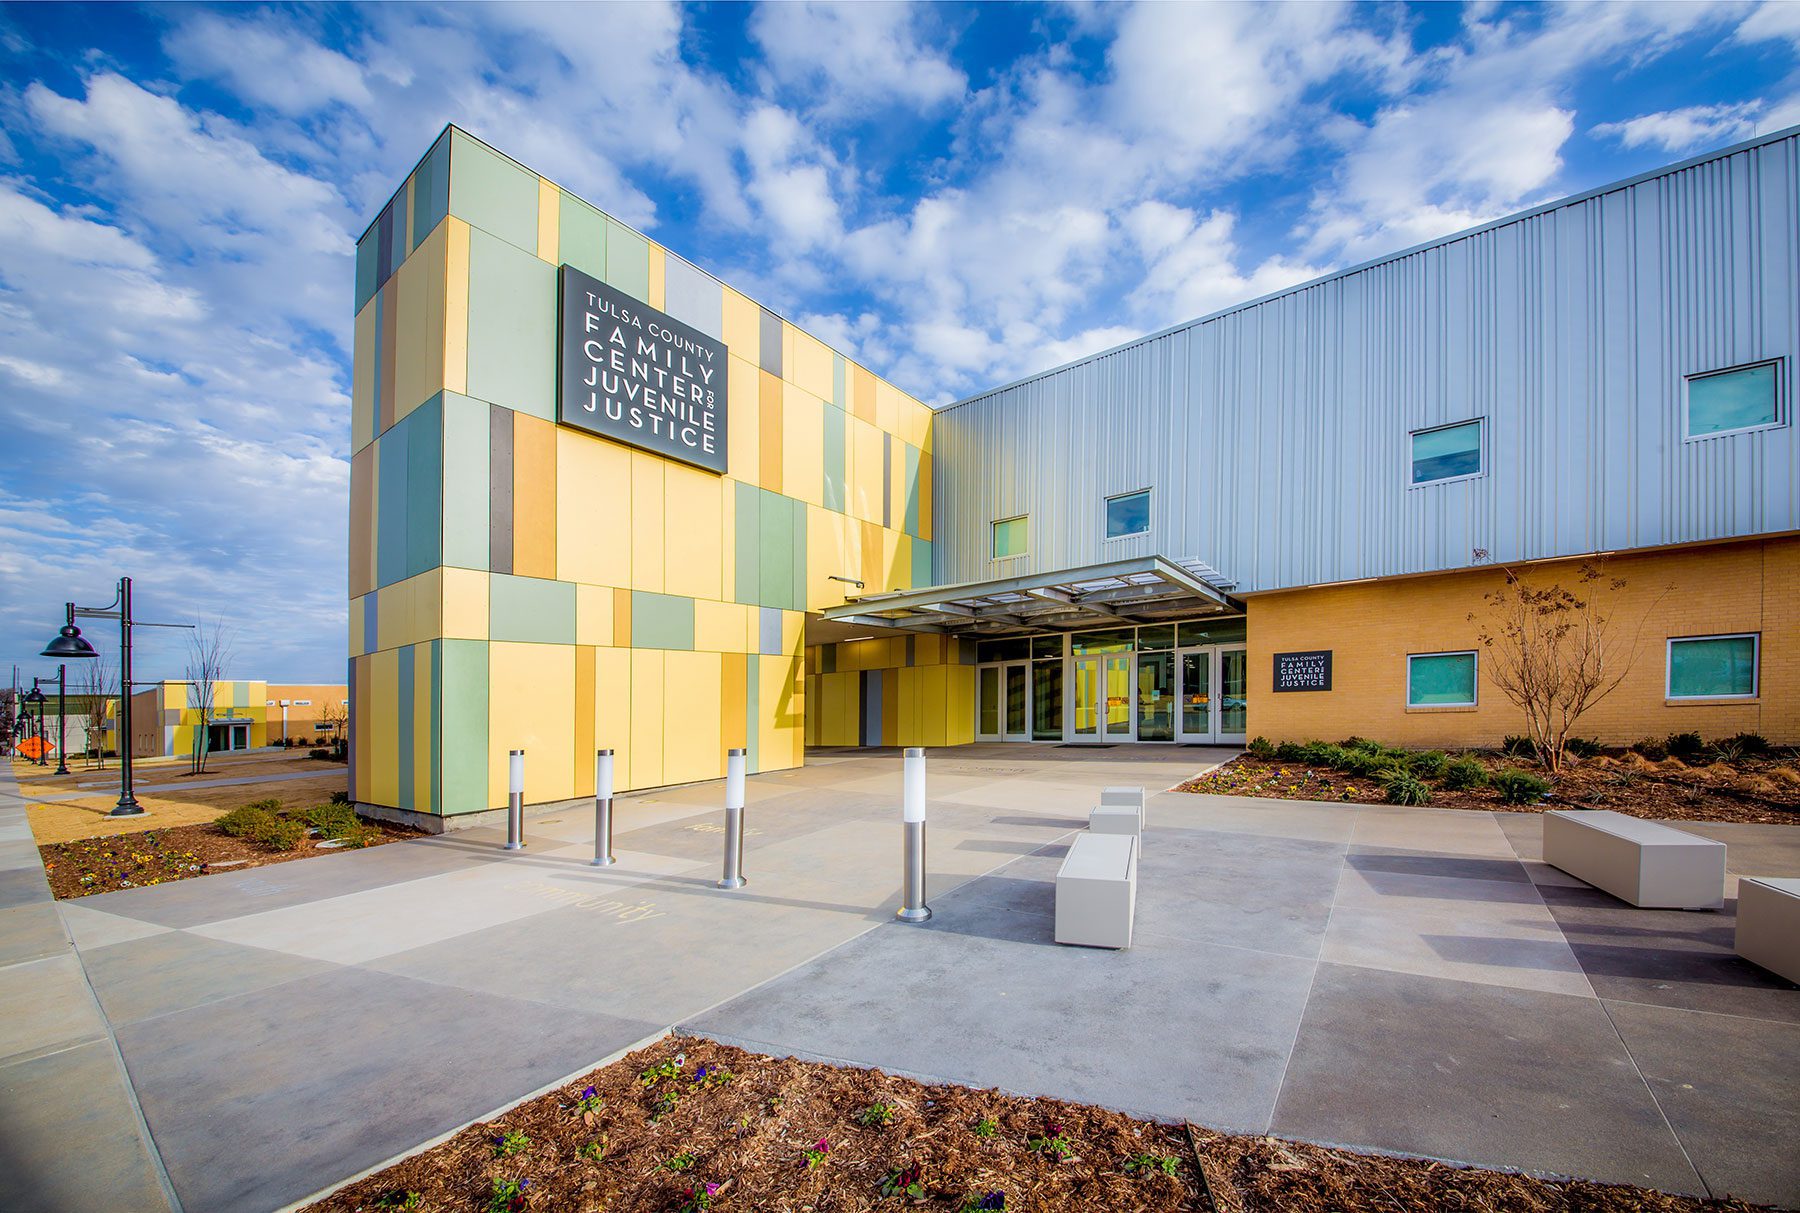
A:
[1177,648,1212,743]
[1002,663,1029,742]
[1176,645,1249,744]
[1071,655,1135,742]
[1217,647,1248,743]
[978,662,1031,742]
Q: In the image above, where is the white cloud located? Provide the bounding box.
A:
[163,10,373,115]
[1735,0,1800,48]
[751,2,967,117]
[1594,101,1765,152]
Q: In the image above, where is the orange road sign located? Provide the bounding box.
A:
[15,737,54,761]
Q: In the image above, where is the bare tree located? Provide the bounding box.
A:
[185,621,235,775]
[1468,561,1663,773]
[78,657,116,769]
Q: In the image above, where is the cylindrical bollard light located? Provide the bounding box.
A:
[504,749,526,851]
[897,746,932,922]
[591,748,616,867]
[718,747,747,889]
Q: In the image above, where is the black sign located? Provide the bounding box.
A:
[557,265,728,473]
[1274,650,1332,692]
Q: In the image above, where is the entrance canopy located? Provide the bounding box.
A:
[816,555,1244,638]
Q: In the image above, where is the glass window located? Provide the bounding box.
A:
[1136,652,1173,741]
[1410,420,1482,485]
[1135,624,1175,651]
[1407,651,1477,706]
[976,637,1029,663]
[1667,634,1758,699]
[1177,618,1247,646]
[1031,634,1064,659]
[1105,490,1150,538]
[1071,628,1135,654]
[992,516,1027,558]
[1031,660,1063,740]
[1686,362,1780,437]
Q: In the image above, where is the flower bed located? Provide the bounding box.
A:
[303,1036,1770,1213]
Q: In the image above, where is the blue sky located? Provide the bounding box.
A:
[0,2,1795,685]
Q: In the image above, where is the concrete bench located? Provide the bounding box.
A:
[1543,810,1725,909]
[1089,804,1141,841]
[1100,785,1147,826]
[1735,877,1800,984]
[1056,832,1137,949]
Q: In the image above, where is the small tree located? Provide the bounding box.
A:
[186,621,235,775]
[1468,561,1661,773]
[78,657,116,768]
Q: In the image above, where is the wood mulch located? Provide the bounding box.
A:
[38,816,416,899]
[1181,752,1800,826]
[303,1035,1772,1213]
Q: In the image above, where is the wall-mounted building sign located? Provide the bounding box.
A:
[557,265,729,474]
[1273,650,1332,692]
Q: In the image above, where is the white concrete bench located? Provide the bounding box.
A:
[1735,877,1800,984]
[1543,810,1725,909]
[1089,804,1141,842]
[1055,832,1137,949]
[1100,785,1147,826]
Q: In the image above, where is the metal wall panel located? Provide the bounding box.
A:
[935,130,1800,593]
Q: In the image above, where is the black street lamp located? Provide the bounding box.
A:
[24,683,46,767]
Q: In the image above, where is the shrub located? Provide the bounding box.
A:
[1341,736,1383,755]
[1382,770,1432,806]
[1632,736,1669,760]
[1723,732,1771,758]
[1493,768,1551,805]
[249,815,305,851]
[1274,740,1307,762]
[1501,735,1536,758]
[1314,743,1354,770]
[306,802,360,837]
[1407,750,1448,779]
[1565,736,1604,758]
[1342,750,1392,777]
[329,789,351,805]
[1247,736,1277,760]
[216,805,276,838]
[309,748,330,760]
[1664,732,1705,761]
[1442,757,1489,790]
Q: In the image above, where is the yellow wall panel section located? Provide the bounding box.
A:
[790,327,835,402]
[720,652,747,753]
[805,505,857,612]
[555,429,632,587]
[369,648,400,807]
[647,244,665,309]
[487,641,576,807]
[352,301,376,451]
[395,223,447,420]
[851,364,876,423]
[663,650,721,785]
[720,477,736,595]
[921,665,949,748]
[758,656,802,771]
[781,384,825,508]
[349,445,375,598]
[442,567,489,639]
[349,593,367,655]
[513,413,557,580]
[758,370,784,494]
[695,599,748,652]
[726,357,760,486]
[947,666,975,745]
[412,567,443,642]
[444,218,470,395]
[721,287,759,369]
[536,178,559,263]
[663,462,723,601]
[594,647,631,773]
[575,583,613,647]
[849,417,883,524]
[629,650,665,789]
[630,452,665,592]
[375,578,409,650]
[412,647,433,813]
[574,645,596,797]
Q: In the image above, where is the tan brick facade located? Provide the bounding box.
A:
[1245,536,1798,748]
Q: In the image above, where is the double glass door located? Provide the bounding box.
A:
[976,662,1030,742]
[1070,654,1135,742]
[1177,646,1247,744]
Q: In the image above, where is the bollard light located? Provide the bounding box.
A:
[591,748,616,867]
[718,748,747,889]
[504,748,526,851]
[897,746,931,922]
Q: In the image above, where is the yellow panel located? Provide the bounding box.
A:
[720,475,737,596]
[395,223,446,420]
[574,645,595,797]
[790,327,834,402]
[630,451,664,592]
[947,666,975,745]
[883,528,910,593]
[849,417,883,523]
[555,428,633,586]
[851,364,876,423]
[413,566,443,642]
[370,647,400,807]
[721,286,760,368]
[901,666,924,747]
[695,599,748,652]
[594,647,631,779]
[487,641,576,806]
[758,370,783,494]
[349,593,367,656]
[442,567,489,640]
[781,384,825,508]
[726,357,760,486]
[663,462,723,600]
[629,649,665,790]
[648,243,665,309]
[759,655,802,771]
[663,650,721,784]
[413,645,432,813]
[536,178,559,263]
[444,218,470,395]
[781,609,803,656]
[375,580,407,650]
[720,652,747,753]
[922,664,948,748]
[513,413,557,580]
[352,300,376,452]
[916,633,942,665]
[575,583,613,647]
[613,588,632,646]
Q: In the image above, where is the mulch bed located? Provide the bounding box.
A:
[1182,752,1800,826]
[39,817,416,899]
[304,1035,1772,1213]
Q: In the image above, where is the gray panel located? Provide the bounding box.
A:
[759,307,784,378]
[488,404,514,576]
[934,130,1800,594]
[662,255,725,342]
[758,606,783,657]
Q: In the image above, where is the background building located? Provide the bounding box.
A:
[266,684,351,745]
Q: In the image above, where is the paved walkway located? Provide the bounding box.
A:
[11,748,1798,1211]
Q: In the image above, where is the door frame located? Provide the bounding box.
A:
[976,661,1032,742]
[1176,644,1249,745]
[1067,652,1136,743]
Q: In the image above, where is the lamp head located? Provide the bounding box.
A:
[24,686,45,705]
[42,623,98,659]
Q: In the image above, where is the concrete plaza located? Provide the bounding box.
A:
[3,748,1796,1211]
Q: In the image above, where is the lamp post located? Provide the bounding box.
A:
[26,668,70,775]
[24,683,46,767]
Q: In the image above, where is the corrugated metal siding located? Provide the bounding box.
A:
[935,131,1800,593]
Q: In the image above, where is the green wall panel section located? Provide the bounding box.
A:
[355,233,377,314]
[912,538,932,588]
[559,191,607,281]
[396,643,415,812]
[832,353,846,409]
[822,406,846,512]
[409,131,451,254]
[439,639,489,814]
[734,480,760,606]
[430,640,443,814]
[757,489,794,611]
[448,129,538,252]
[405,394,444,577]
[745,657,760,773]
[489,574,576,644]
[604,217,650,301]
[903,443,921,537]
[441,392,491,570]
[791,498,808,609]
[376,423,408,588]
[630,591,696,651]
[466,229,556,420]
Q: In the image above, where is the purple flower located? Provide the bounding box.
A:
[705,1182,719,1194]
[581,1085,596,1099]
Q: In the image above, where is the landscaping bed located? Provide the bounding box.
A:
[1181,735,1800,825]
[304,1035,1771,1213]
[39,800,415,899]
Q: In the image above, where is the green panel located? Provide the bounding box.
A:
[405,394,443,579]
[396,643,415,812]
[354,231,378,313]
[822,406,846,512]
[1408,652,1477,705]
[992,516,1027,558]
[376,424,408,588]
[439,639,489,814]
[1688,364,1777,436]
[604,217,650,301]
[447,129,538,252]
[489,573,576,644]
[758,490,794,611]
[1668,635,1757,697]
[466,229,557,419]
[410,130,451,253]
[559,191,607,280]
[441,391,491,570]
[430,640,443,814]
[630,591,696,651]
[911,538,931,588]
[903,443,921,537]
[745,655,760,773]
[791,498,807,609]
[734,480,760,605]
[832,353,846,409]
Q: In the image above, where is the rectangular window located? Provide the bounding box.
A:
[1407,651,1477,706]
[992,515,1027,559]
[1667,634,1758,699]
[1104,490,1150,538]
[1685,361,1781,438]
[1410,419,1482,485]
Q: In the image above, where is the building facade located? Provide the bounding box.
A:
[351,125,1797,828]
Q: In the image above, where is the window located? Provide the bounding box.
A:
[294,699,312,706]
[1685,361,1781,438]
[1667,634,1758,699]
[1407,651,1477,706]
[1410,420,1483,485]
[992,515,1028,559]
[1104,490,1150,538]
